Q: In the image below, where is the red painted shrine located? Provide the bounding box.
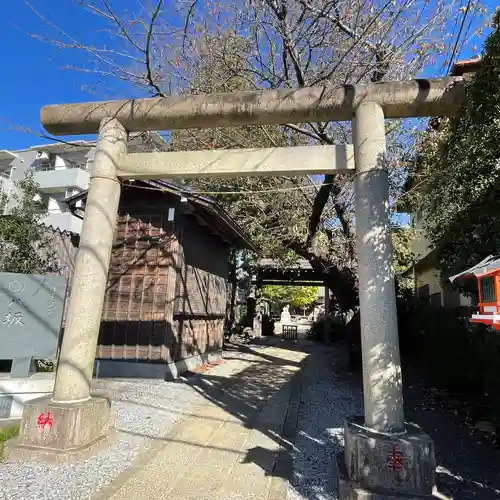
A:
[450,256,500,330]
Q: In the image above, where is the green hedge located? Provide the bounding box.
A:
[310,300,500,415]
[308,315,345,342]
[398,299,500,404]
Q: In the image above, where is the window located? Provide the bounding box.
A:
[34,151,53,171]
[0,395,13,418]
[480,276,496,303]
[64,159,87,170]
[33,194,49,212]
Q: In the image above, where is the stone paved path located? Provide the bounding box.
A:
[93,340,308,500]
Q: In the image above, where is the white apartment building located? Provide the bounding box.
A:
[0,142,92,233]
[0,133,166,234]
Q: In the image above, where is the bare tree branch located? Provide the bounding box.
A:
[144,0,166,96]
[20,0,484,310]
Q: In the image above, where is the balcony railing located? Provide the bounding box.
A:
[0,169,12,180]
[38,160,87,172]
[33,167,90,193]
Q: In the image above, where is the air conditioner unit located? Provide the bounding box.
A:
[36,151,50,160]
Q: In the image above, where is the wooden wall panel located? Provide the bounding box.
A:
[97,191,231,365]
[98,209,178,362]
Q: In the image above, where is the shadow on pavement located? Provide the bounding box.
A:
[404,373,500,500]
[286,342,500,500]
[335,359,500,499]
[182,337,307,480]
[111,339,500,499]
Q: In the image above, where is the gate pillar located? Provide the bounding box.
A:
[339,102,437,498]
[11,118,126,456]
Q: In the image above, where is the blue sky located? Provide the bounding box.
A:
[1,2,109,149]
[0,0,496,151]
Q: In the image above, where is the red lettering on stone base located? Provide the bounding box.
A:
[36,410,54,431]
[387,447,404,472]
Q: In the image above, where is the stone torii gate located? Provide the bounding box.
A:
[16,78,463,497]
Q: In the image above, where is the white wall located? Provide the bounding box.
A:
[0,148,91,233]
[415,267,441,296]
[0,159,17,212]
[416,265,473,307]
[54,155,66,169]
[12,150,37,182]
[34,167,89,193]
[0,373,55,418]
[47,194,66,213]
[43,212,83,233]
[411,211,434,261]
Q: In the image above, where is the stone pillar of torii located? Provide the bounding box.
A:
[15,78,463,497]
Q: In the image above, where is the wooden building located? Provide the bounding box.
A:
[67,180,255,379]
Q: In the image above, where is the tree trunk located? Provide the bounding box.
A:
[225,250,238,335]
[283,238,359,312]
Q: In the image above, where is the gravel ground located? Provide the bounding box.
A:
[0,373,217,500]
[0,344,276,500]
[288,342,500,500]
[288,342,361,500]
[4,340,499,500]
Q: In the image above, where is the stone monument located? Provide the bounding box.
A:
[280,305,291,332]
[0,273,68,419]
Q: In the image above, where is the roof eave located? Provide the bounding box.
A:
[143,180,257,252]
[64,182,258,252]
[187,196,258,253]
[449,255,500,282]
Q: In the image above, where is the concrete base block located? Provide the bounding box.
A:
[6,394,111,458]
[166,349,223,380]
[94,349,223,380]
[340,417,436,498]
[0,373,55,418]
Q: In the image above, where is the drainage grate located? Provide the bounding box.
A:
[0,395,13,418]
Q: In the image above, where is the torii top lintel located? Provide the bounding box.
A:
[41,77,465,136]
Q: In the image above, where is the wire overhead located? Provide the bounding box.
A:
[445,0,474,75]
[122,179,340,196]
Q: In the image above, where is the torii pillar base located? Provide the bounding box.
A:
[5,394,112,463]
[338,417,446,499]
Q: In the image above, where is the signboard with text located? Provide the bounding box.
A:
[0,273,68,360]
